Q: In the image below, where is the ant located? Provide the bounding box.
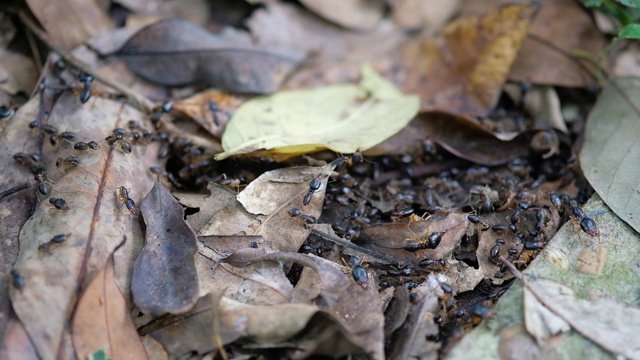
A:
[342,255,369,289]
[209,100,230,127]
[117,186,139,215]
[78,73,94,103]
[38,233,70,251]
[56,156,81,168]
[151,101,173,125]
[48,197,69,210]
[0,105,14,118]
[105,133,132,154]
[10,269,25,289]
[288,208,316,224]
[468,214,491,231]
[303,178,322,206]
[73,141,100,151]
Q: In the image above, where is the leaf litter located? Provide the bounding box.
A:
[3,1,636,359]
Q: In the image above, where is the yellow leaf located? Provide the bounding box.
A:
[215,64,419,161]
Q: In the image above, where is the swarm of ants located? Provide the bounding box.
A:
[2,69,598,355]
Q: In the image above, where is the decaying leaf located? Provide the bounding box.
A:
[580,77,640,234]
[72,250,148,360]
[388,274,443,360]
[391,4,535,115]
[215,64,420,161]
[366,112,533,165]
[508,0,607,87]
[132,179,200,316]
[354,213,469,266]
[172,89,248,138]
[298,0,384,30]
[0,91,39,346]
[9,85,157,359]
[523,281,570,345]
[525,278,640,360]
[391,0,461,32]
[117,18,300,93]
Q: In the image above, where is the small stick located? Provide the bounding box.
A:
[310,228,399,265]
[0,183,31,199]
[18,11,155,113]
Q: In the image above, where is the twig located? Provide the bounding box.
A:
[310,228,399,265]
[18,11,155,113]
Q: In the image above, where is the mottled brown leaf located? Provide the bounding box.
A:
[117,18,300,93]
[366,112,533,166]
[354,213,469,266]
[9,67,157,359]
[72,252,148,360]
[391,4,534,115]
[132,179,199,316]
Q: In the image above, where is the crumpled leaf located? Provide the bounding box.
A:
[391,0,461,32]
[132,179,200,316]
[298,0,384,30]
[366,112,533,165]
[388,274,443,360]
[72,249,149,360]
[117,18,300,93]
[353,213,469,266]
[523,281,570,345]
[172,89,248,138]
[9,76,157,359]
[580,77,640,234]
[215,63,420,161]
[525,278,640,359]
[390,4,534,115]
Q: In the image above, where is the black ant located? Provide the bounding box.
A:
[303,178,322,206]
[77,73,94,103]
[117,186,139,215]
[342,255,369,289]
[468,214,490,231]
[288,208,316,224]
[151,101,173,125]
[105,133,132,154]
[0,105,14,118]
[209,100,230,127]
[48,197,69,210]
[10,269,25,289]
[38,233,70,251]
[56,156,81,168]
[73,141,100,151]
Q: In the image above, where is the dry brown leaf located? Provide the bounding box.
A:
[132,179,200,316]
[72,250,148,360]
[25,0,113,50]
[366,112,533,165]
[117,18,300,93]
[388,274,442,360]
[0,92,39,345]
[172,89,248,139]
[354,213,469,266]
[0,49,38,96]
[508,0,607,87]
[8,53,158,359]
[391,4,534,115]
[298,0,384,30]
